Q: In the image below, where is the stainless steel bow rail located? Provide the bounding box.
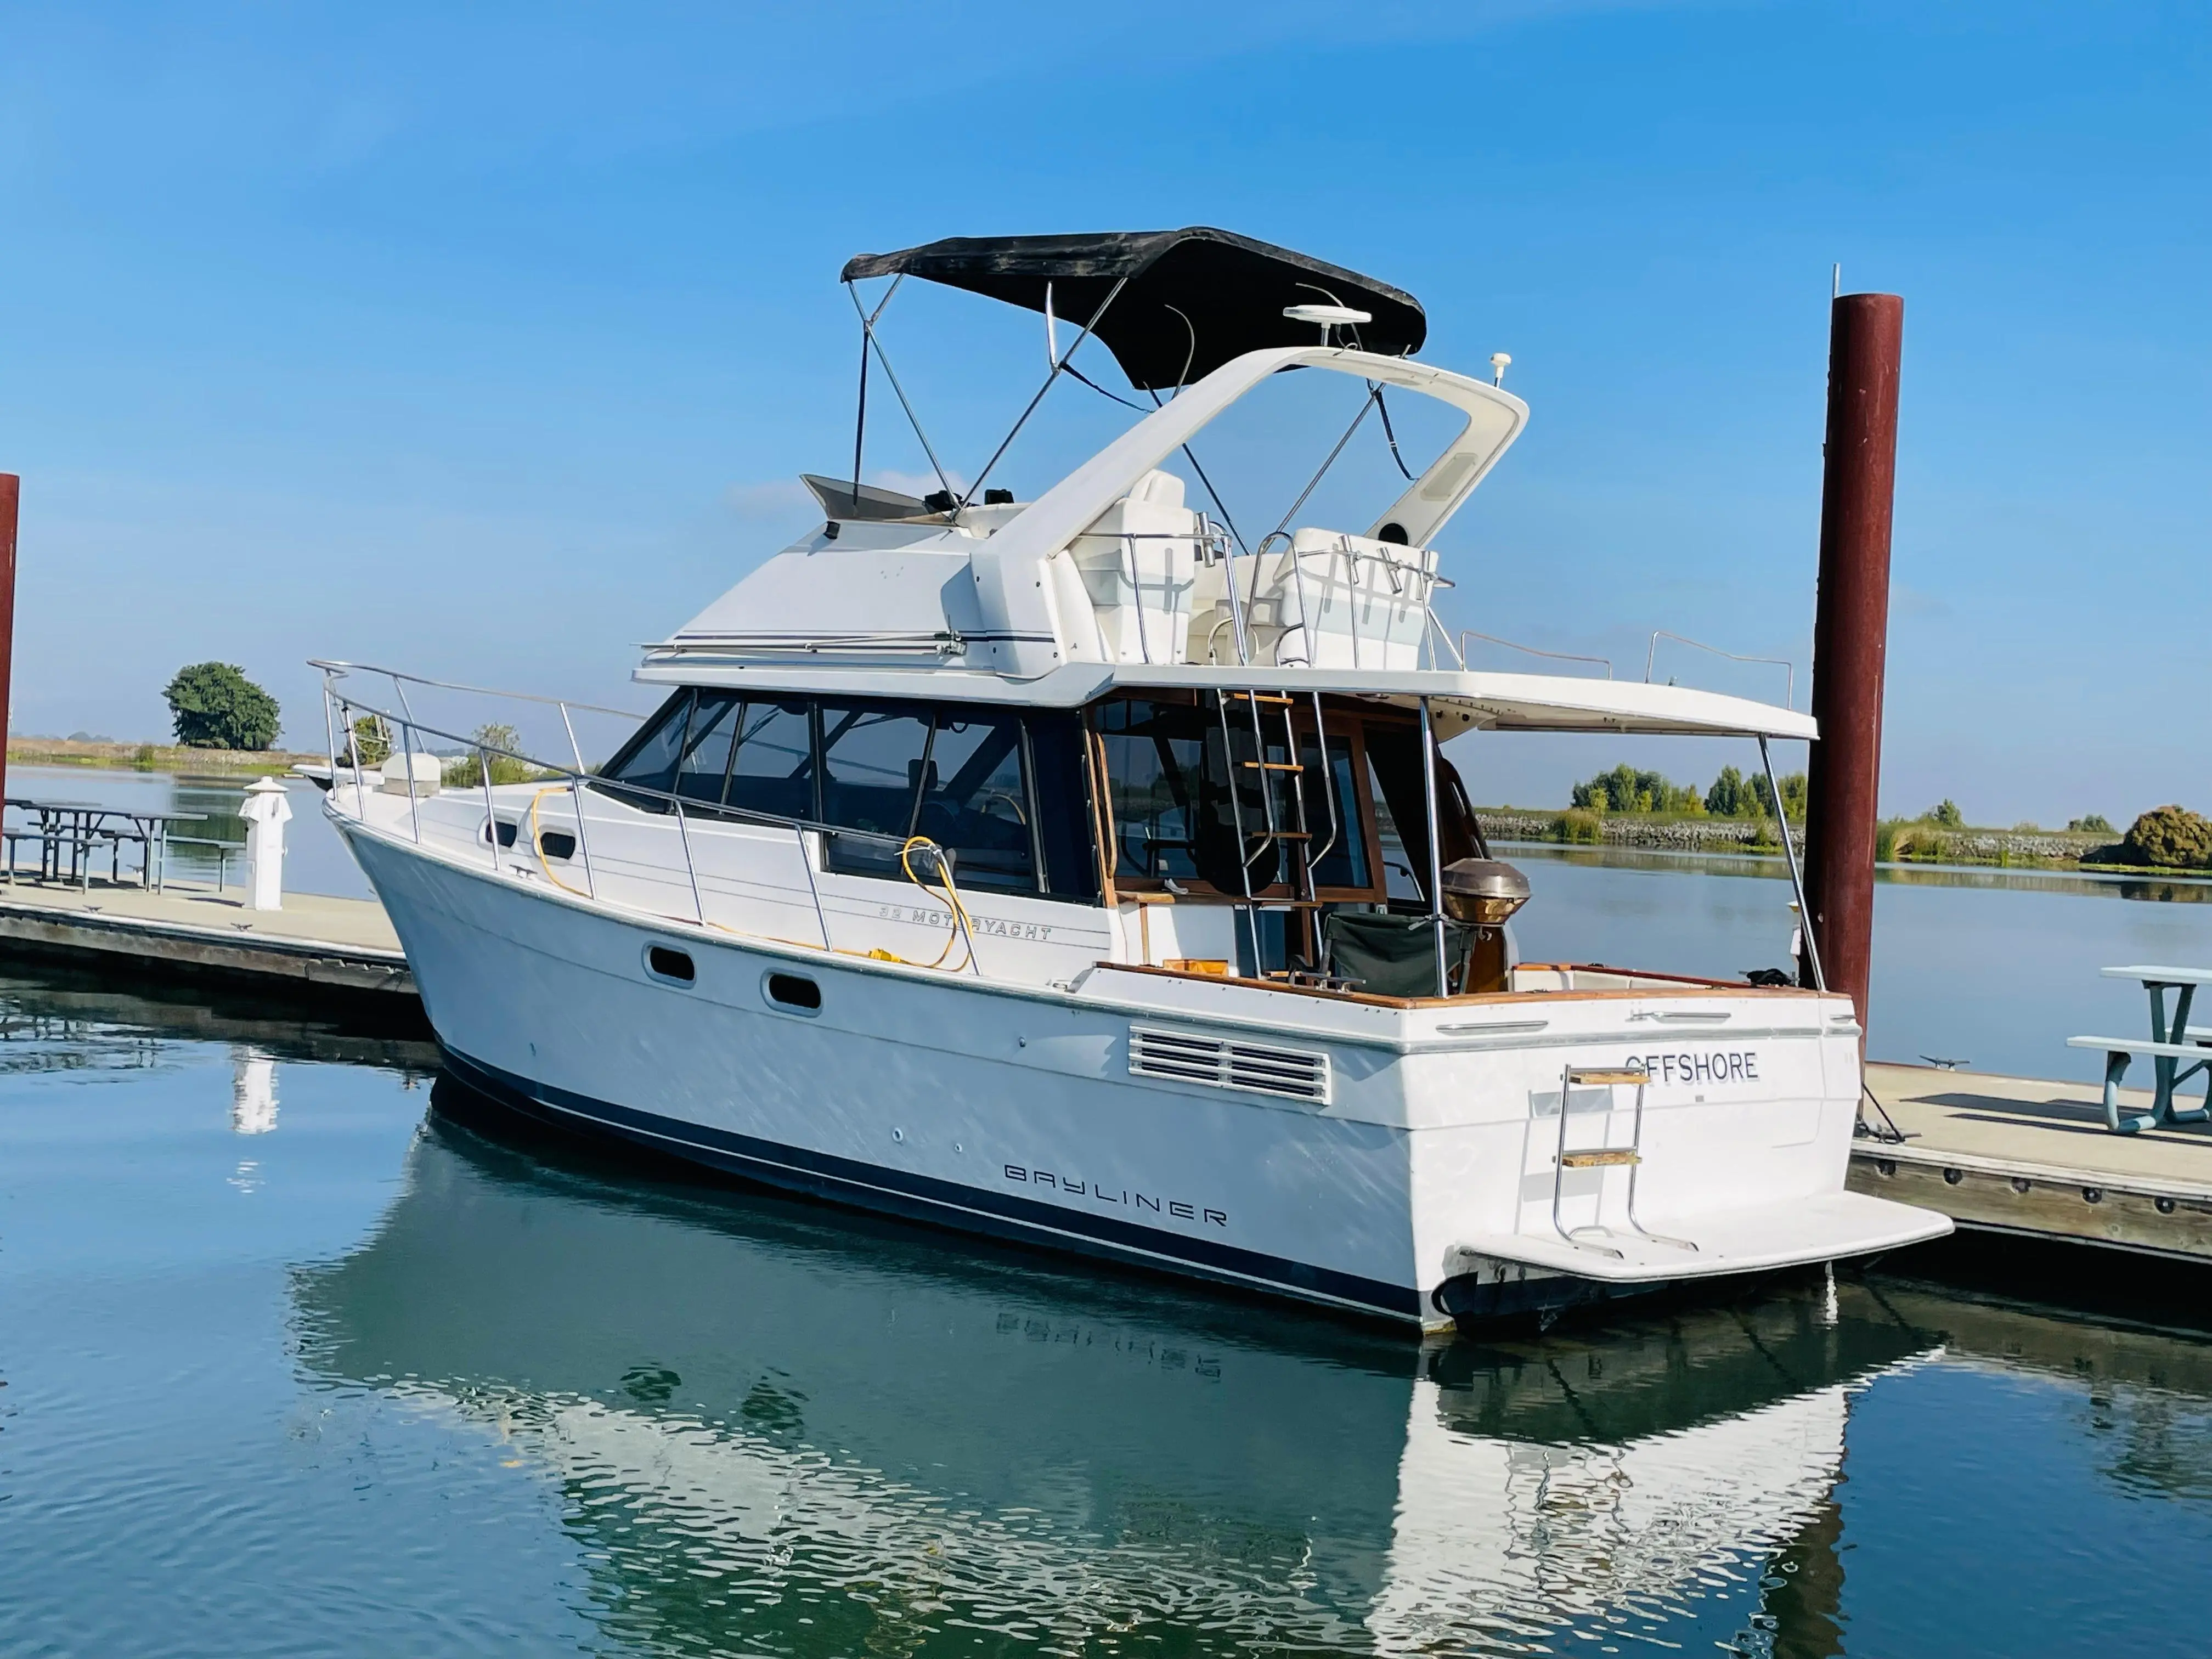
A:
[311,661,966,958]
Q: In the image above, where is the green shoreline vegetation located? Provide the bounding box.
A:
[1480,765,2212,875]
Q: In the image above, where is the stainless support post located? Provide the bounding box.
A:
[556,701,600,899]
[673,799,706,926]
[568,777,597,900]
[1419,697,1448,997]
[1219,520,1253,666]
[479,751,501,871]
[393,679,425,844]
[398,721,422,843]
[1758,735,1825,991]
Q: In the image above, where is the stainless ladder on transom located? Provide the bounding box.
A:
[1212,690,1342,972]
[1549,1064,1699,1259]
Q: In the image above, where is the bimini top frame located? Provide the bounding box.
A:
[842,227,1427,391]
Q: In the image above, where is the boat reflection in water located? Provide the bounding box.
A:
[293,1078,1941,1655]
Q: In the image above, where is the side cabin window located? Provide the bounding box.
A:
[594,689,1098,904]
[599,689,698,806]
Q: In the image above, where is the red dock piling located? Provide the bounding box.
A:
[1802,295,1904,1030]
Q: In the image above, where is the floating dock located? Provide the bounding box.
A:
[1853,1062,2212,1263]
[0,878,413,1003]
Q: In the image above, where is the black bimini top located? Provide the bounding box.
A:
[841,228,1426,391]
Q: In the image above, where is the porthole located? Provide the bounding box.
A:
[482,817,520,848]
[765,972,821,1013]
[538,830,577,860]
[645,945,696,985]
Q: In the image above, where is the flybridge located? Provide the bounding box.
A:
[652,343,1530,686]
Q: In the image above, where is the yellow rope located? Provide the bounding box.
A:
[896,835,977,972]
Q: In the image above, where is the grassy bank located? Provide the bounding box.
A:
[1476,808,2116,870]
[7,738,320,776]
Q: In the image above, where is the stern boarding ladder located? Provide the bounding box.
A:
[1550,1066,1699,1260]
[1212,689,1343,981]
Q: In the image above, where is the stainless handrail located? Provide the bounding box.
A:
[311,658,647,723]
[1644,631,1795,709]
[319,672,931,946]
[1459,629,1612,677]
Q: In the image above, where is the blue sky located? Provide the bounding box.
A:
[1,1,2204,823]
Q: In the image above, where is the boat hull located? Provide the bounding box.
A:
[341,817,1945,1328]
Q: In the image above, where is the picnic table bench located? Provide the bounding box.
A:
[3,799,211,894]
[2068,964,2212,1134]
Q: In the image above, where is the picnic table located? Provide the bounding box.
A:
[3,799,209,894]
[2067,965,2212,1135]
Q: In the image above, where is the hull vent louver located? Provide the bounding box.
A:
[1128,1025,1331,1104]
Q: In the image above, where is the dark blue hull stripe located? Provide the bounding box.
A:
[443,1048,1425,1321]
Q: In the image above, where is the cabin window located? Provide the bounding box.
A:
[1026,712,1101,902]
[599,690,694,808]
[724,701,814,821]
[1362,725,1481,907]
[645,945,696,984]
[1300,733,1370,890]
[1095,697,1278,893]
[913,712,1034,893]
[675,693,743,805]
[482,817,521,849]
[596,690,1098,905]
[537,830,577,861]
[817,701,935,877]
[764,971,821,1012]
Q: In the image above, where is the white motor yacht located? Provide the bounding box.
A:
[317,226,1949,1330]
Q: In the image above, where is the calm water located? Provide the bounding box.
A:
[1,970,2209,1657]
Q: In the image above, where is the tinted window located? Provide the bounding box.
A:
[1363,725,1476,905]
[600,691,693,808]
[1096,698,1274,891]
[765,972,821,1011]
[675,694,742,804]
[646,945,695,983]
[1302,733,1370,890]
[725,701,814,821]
[1026,712,1099,902]
[915,711,1033,892]
[819,702,933,876]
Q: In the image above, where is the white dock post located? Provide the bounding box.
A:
[241,777,292,911]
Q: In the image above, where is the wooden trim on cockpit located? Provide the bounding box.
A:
[1092,960,1829,1010]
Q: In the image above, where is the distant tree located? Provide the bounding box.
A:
[1749,771,1809,823]
[442,722,545,788]
[1705,765,1753,817]
[2068,813,2114,834]
[1921,799,1965,829]
[349,715,392,768]
[1572,764,1703,816]
[2123,805,2212,870]
[163,662,280,751]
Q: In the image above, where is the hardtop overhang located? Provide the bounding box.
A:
[628,659,1817,742]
